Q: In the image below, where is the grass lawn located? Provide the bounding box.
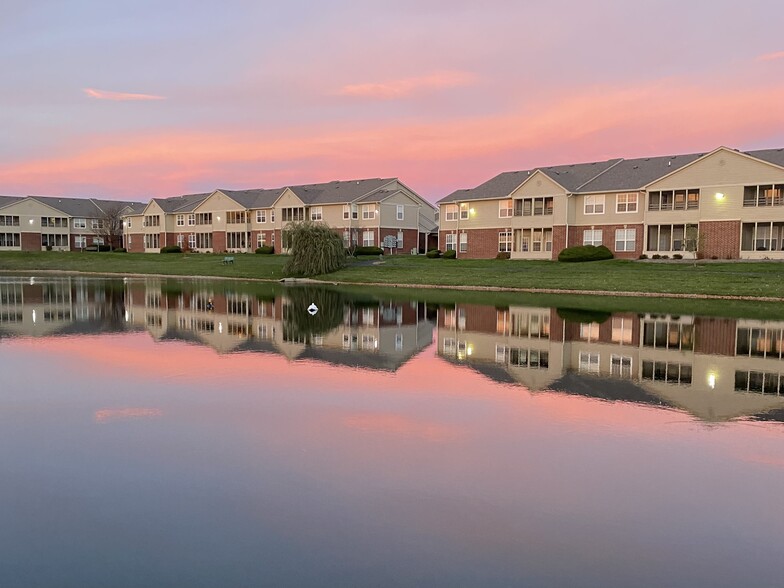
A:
[2,251,784,299]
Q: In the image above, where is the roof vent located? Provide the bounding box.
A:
[527,171,530,175]
[633,165,638,169]
[668,161,671,166]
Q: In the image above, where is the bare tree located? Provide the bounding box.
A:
[97,204,126,251]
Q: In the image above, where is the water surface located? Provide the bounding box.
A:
[1,276,782,588]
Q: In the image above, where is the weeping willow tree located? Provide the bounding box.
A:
[283,221,346,277]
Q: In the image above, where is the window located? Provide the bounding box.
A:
[611,355,633,379]
[257,232,265,247]
[579,322,600,341]
[144,215,160,227]
[459,232,467,253]
[343,230,350,247]
[397,230,403,249]
[281,208,304,222]
[583,229,602,246]
[41,234,68,247]
[144,234,160,249]
[444,204,458,221]
[499,231,512,252]
[641,361,692,385]
[188,214,195,226]
[73,218,87,229]
[458,203,469,220]
[74,235,87,249]
[514,197,554,217]
[584,195,605,215]
[395,333,403,350]
[363,230,374,247]
[195,232,213,249]
[445,233,455,251]
[271,210,275,222]
[189,233,196,250]
[362,307,375,326]
[176,234,184,248]
[499,200,513,218]
[615,228,636,252]
[311,207,322,221]
[196,213,212,225]
[741,222,784,251]
[744,184,784,207]
[362,205,375,220]
[616,193,638,213]
[648,189,699,211]
[579,352,600,374]
[343,205,350,220]
[397,205,404,221]
[226,211,247,224]
[91,219,102,230]
[256,210,266,223]
[41,217,68,228]
[127,218,132,229]
[642,319,694,350]
[647,224,698,252]
[611,317,633,344]
[227,232,247,249]
[735,370,783,394]
[176,214,185,226]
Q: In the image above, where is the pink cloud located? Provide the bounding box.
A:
[95,407,163,423]
[84,88,166,101]
[756,51,784,62]
[338,71,476,99]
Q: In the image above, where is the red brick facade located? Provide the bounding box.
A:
[568,223,645,259]
[699,220,741,259]
[379,227,418,254]
[439,228,505,259]
[551,225,567,260]
[127,233,145,252]
[21,232,39,251]
[212,231,226,253]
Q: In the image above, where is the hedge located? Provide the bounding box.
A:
[557,245,613,262]
[443,249,457,259]
[426,249,441,258]
[255,246,274,254]
[352,246,384,256]
[160,245,182,254]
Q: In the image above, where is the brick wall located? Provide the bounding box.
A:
[568,223,644,259]
[699,220,740,259]
[21,232,39,251]
[213,231,226,253]
[126,233,145,253]
[379,228,418,254]
[551,225,567,260]
[694,317,737,356]
[439,228,505,259]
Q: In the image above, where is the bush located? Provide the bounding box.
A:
[113,248,127,253]
[638,254,648,260]
[673,254,683,260]
[255,246,274,254]
[557,245,613,262]
[711,255,718,260]
[160,245,182,254]
[557,308,612,324]
[660,255,669,259]
[426,249,441,258]
[353,246,383,256]
[283,221,346,277]
[496,252,511,260]
[652,254,661,260]
[443,249,457,259]
[98,244,112,252]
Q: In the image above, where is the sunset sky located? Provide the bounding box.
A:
[2,0,783,202]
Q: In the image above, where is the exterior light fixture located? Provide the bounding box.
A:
[216,215,221,221]
[715,192,725,200]
[708,373,717,389]
[29,219,34,225]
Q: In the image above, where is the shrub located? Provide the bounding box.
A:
[443,249,457,259]
[496,252,511,260]
[711,255,719,260]
[353,246,383,256]
[660,254,669,259]
[638,254,648,259]
[45,245,53,251]
[426,249,441,258]
[652,254,661,260]
[160,245,182,254]
[255,246,274,254]
[283,221,346,277]
[113,247,127,253]
[557,308,612,324]
[673,254,683,260]
[557,245,613,263]
[98,244,112,252]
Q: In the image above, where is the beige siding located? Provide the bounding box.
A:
[440,198,506,230]
[572,191,645,225]
[0,199,68,234]
[379,192,420,229]
[509,171,567,226]
[194,191,247,232]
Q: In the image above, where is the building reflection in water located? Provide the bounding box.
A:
[3,276,784,423]
[438,304,784,422]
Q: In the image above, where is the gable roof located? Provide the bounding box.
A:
[438,146,784,204]
[151,192,211,213]
[214,188,286,210]
[287,178,396,205]
[0,195,22,209]
[26,196,144,218]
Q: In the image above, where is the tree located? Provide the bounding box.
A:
[684,225,705,267]
[96,204,126,251]
[283,221,346,277]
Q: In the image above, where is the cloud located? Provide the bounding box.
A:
[337,71,476,99]
[756,51,784,62]
[84,88,166,101]
[95,407,163,423]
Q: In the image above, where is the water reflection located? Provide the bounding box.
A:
[2,276,784,422]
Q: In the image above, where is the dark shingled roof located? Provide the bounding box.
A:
[547,371,676,408]
[152,192,211,213]
[217,188,286,209]
[288,178,397,205]
[0,195,22,209]
[438,146,784,204]
[28,196,144,218]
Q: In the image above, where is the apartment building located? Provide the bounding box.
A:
[0,195,143,251]
[437,304,784,422]
[438,146,784,259]
[123,178,439,254]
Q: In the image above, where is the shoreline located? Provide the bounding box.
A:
[3,268,784,303]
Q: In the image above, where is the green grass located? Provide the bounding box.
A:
[3,251,784,300]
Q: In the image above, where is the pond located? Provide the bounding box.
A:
[1,276,782,588]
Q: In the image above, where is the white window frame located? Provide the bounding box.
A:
[311,206,322,221]
[256,210,266,223]
[362,230,374,247]
[189,233,196,250]
[188,214,195,226]
[583,229,603,246]
[362,205,375,220]
[498,231,512,252]
[73,218,86,229]
[343,205,350,220]
[176,234,184,247]
[584,195,605,215]
[459,232,468,253]
[74,235,87,249]
[616,193,638,213]
[396,230,403,249]
[91,219,101,230]
[611,354,633,378]
[579,351,600,374]
[127,218,132,229]
[459,203,469,220]
[257,232,264,247]
[396,205,404,221]
[499,200,513,218]
[445,233,456,251]
[176,214,185,226]
[444,205,458,221]
[615,228,636,252]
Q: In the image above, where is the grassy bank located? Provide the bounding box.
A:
[2,251,784,299]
